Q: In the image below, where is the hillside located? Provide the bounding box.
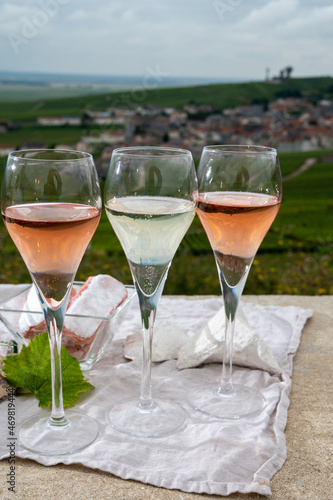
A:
[0,76,332,121]
[0,75,332,295]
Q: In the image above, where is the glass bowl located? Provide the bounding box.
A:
[0,282,135,370]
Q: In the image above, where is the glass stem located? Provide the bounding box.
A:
[45,305,69,427]
[134,270,169,412]
[139,304,156,410]
[217,265,251,396]
[218,283,238,395]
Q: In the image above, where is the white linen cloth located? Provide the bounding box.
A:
[125,303,282,375]
[0,289,312,497]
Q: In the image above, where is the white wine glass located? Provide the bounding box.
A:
[188,145,282,419]
[1,149,102,454]
[104,146,197,437]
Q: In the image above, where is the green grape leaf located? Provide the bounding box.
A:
[3,332,94,408]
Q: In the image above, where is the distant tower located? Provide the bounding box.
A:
[265,67,270,81]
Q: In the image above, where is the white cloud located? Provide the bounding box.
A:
[278,4,333,39]
[236,0,299,30]
[66,9,91,21]
[0,3,36,33]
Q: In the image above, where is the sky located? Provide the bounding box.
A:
[0,0,332,82]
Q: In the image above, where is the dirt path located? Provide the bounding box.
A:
[282,157,317,181]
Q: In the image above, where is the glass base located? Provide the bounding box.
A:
[187,382,266,420]
[18,411,99,455]
[106,397,186,437]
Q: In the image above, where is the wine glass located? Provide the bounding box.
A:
[188,145,282,419]
[1,149,102,454]
[104,146,197,437]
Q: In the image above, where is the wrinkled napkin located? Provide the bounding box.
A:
[125,303,282,375]
[0,290,312,497]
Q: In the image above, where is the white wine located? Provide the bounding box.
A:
[105,196,196,295]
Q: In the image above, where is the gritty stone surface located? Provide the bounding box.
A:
[0,295,332,500]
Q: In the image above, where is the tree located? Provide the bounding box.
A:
[285,66,293,79]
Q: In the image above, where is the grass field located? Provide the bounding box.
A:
[0,124,118,149]
[0,149,332,295]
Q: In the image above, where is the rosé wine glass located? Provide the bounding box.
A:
[104,147,197,437]
[1,149,102,454]
[188,145,282,419]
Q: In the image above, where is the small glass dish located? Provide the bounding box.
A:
[0,282,135,370]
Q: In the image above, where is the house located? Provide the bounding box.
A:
[0,145,15,157]
[75,141,94,153]
[54,144,73,150]
[37,116,64,126]
[100,130,126,144]
[93,116,115,126]
[37,116,82,126]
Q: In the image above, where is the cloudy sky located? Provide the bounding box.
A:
[0,0,332,82]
